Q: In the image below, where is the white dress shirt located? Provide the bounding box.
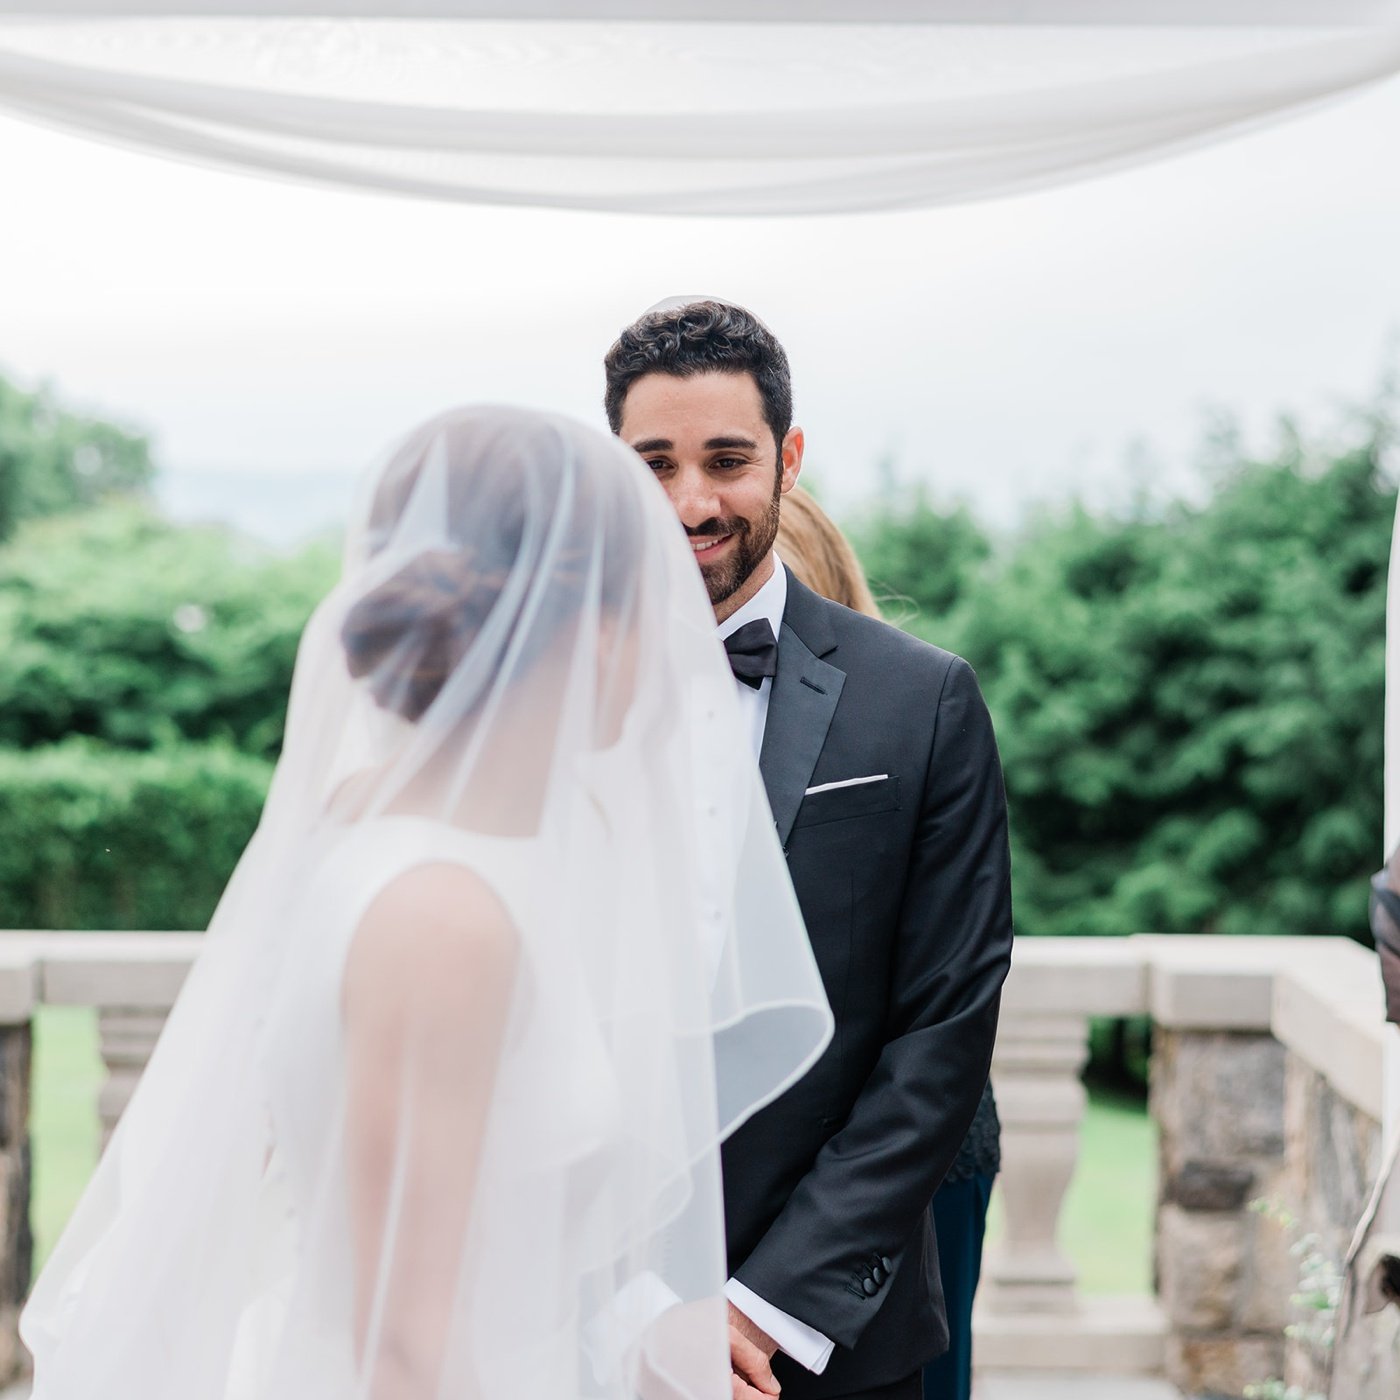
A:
[716,558,835,1376]
[583,557,833,1384]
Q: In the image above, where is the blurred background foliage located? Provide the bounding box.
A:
[0,506,335,757]
[0,371,1392,954]
[847,417,1393,945]
[0,374,336,930]
[0,376,155,543]
[0,738,272,931]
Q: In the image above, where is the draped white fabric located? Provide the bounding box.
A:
[0,5,1396,215]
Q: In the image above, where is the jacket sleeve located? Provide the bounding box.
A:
[731,656,1013,1351]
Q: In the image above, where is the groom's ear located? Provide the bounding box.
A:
[779,426,805,496]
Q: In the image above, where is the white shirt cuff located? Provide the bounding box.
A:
[725,1278,835,1374]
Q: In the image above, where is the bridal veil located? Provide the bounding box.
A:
[20,406,832,1399]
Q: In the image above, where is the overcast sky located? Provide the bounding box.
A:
[2,69,1399,544]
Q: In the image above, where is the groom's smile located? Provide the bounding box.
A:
[690,532,732,557]
[618,368,803,622]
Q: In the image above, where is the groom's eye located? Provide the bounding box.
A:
[713,457,746,470]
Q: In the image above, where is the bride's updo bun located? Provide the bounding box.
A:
[341,547,501,722]
[339,407,640,722]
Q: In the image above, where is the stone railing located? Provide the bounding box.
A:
[0,933,202,1383]
[980,933,1398,1398]
[0,930,1396,1396]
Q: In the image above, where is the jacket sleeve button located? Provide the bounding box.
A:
[881,1256,893,1271]
[872,1265,887,1285]
[861,1277,878,1297]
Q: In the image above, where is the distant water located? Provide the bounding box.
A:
[158,467,352,547]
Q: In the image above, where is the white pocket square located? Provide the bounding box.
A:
[804,774,889,796]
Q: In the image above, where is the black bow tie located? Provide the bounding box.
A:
[724,619,779,690]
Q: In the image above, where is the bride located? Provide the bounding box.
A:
[20,406,832,1399]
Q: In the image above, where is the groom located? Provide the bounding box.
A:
[603,302,1013,1400]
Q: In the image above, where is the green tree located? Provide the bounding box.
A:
[0,505,337,759]
[849,421,1393,940]
[0,737,271,930]
[849,484,990,626]
[0,375,155,541]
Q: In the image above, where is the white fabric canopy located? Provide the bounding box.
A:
[0,4,1397,215]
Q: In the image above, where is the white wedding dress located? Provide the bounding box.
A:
[21,405,831,1400]
[228,813,625,1398]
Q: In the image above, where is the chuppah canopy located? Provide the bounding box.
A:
[0,3,1397,215]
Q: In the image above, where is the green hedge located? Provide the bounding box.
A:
[0,505,336,758]
[850,434,1392,939]
[0,739,272,930]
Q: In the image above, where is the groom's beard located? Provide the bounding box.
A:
[689,481,782,608]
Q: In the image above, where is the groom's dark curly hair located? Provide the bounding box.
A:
[603,300,793,450]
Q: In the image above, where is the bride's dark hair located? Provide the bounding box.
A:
[340,409,639,722]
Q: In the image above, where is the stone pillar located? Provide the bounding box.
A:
[0,1024,31,1383]
[1282,1051,1391,1398]
[0,946,36,1384]
[980,1012,1089,1315]
[1152,1028,1290,1398]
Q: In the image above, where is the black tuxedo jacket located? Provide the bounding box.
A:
[722,570,1013,1399]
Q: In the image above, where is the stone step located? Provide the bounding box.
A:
[5,1374,1185,1399]
[3,1375,1182,1400]
[976,1374,1182,1399]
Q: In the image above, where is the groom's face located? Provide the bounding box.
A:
[619,370,803,621]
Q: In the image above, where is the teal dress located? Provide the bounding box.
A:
[922,1081,1000,1400]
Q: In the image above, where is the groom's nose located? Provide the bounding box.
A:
[667,463,722,529]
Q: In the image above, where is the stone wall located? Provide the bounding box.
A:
[1153,1022,1400,1400]
[1283,1054,1396,1399]
[0,1024,30,1383]
[1152,1027,1292,1397]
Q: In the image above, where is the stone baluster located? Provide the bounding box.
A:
[979,1011,1089,1315]
[40,933,202,1151]
[972,939,1162,1373]
[97,1008,172,1149]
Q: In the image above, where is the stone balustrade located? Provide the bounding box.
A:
[0,930,1396,1396]
[979,934,1399,1398]
[976,938,1165,1373]
[36,933,201,1147]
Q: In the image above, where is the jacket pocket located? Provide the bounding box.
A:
[792,775,901,830]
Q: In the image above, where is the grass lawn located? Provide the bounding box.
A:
[28,1008,1159,1294]
[30,1006,103,1271]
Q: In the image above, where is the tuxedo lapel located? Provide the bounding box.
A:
[759,571,845,848]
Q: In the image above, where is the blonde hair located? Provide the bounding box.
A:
[777,486,881,620]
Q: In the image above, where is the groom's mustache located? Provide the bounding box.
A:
[687,518,749,540]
